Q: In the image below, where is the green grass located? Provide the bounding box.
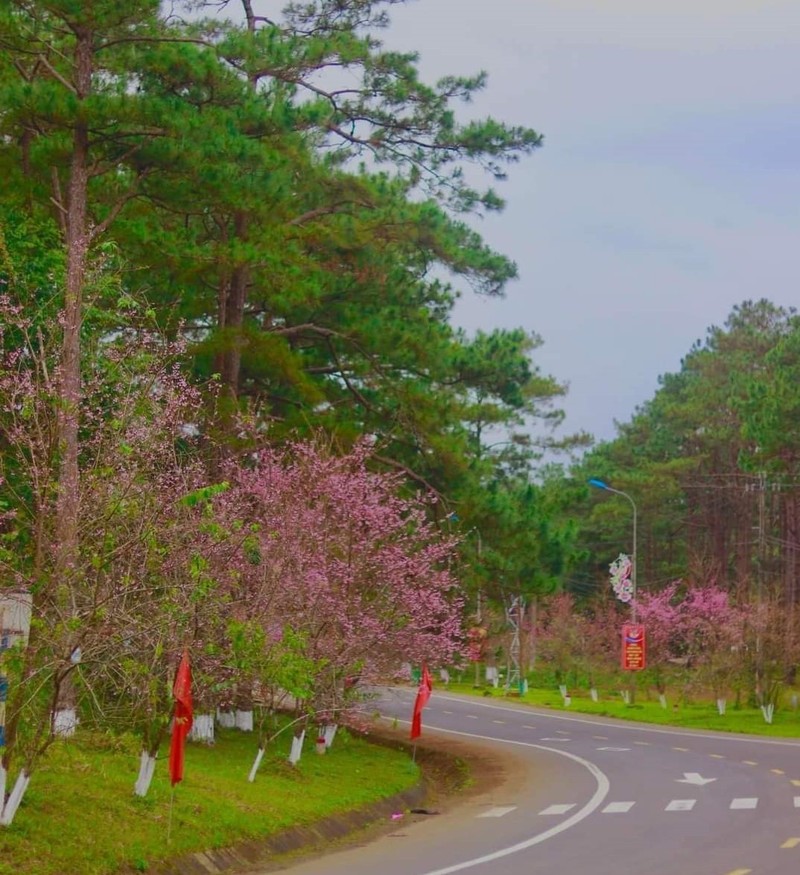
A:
[446,680,800,737]
[0,723,419,875]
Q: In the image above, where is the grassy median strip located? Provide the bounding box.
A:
[0,724,419,875]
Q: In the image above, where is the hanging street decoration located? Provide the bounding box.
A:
[609,553,634,603]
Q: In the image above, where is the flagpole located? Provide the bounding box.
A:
[167,785,176,845]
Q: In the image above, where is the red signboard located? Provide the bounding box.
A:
[621,623,646,671]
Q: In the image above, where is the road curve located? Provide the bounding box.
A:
[276,688,800,875]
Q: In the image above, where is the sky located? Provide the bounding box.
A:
[374,0,800,448]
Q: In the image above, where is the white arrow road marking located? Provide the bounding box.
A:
[597,746,631,752]
[602,801,635,813]
[539,804,577,816]
[666,799,696,811]
[477,806,517,818]
[676,772,717,785]
[730,798,758,809]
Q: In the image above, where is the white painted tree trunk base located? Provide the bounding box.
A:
[288,730,305,765]
[0,766,6,822]
[562,695,571,706]
[248,747,265,783]
[590,688,599,702]
[235,710,253,731]
[0,770,30,826]
[659,694,668,709]
[53,708,78,737]
[716,698,727,715]
[134,752,156,797]
[558,684,567,698]
[323,724,337,749]
[620,690,631,704]
[761,704,774,724]
[190,713,215,744]
[216,709,235,728]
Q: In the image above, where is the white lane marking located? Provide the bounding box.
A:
[466,715,479,719]
[794,796,800,808]
[780,837,800,848]
[523,725,536,729]
[592,735,608,740]
[540,737,571,742]
[597,746,631,752]
[429,690,800,748]
[710,754,725,759]
[602,801,635,813]
[744,761,758,766]
[771,768,785,775]
[633,741,650,746]
[666,799,696,811]
[730,798,758,809]
[539,804,576,815]
[407,729,610,875]
[477,806,517,818]
[492,720,506,724]
[443,710,454,715]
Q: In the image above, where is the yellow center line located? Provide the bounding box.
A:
[781,838,800,849]
[791,779,800,786]
[725,868,752,874]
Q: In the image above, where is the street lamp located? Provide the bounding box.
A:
[588,478,638,624]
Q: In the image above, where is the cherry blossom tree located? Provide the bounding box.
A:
[213,439,465,768]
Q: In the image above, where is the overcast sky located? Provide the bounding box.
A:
[375,0,800,448]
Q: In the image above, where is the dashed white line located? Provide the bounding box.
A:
[666,799,696,811]
[477,806,517,818]
[602,801,635,813]
[539,804,576,816]
[730,798,758,809]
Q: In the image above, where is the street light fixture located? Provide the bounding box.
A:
[588,478,638,624]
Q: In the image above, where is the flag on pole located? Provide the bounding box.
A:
[410,664,433,740]
[168,651,193,786]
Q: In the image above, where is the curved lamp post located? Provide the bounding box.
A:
[589,478,638,624]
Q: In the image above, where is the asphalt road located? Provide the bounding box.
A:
[277,688,800,875]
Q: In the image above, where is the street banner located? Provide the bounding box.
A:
[621,623,646,671]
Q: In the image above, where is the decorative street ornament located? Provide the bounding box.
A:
[609,553,634,603]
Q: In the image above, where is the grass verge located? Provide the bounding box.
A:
[447,680,800,737]
[0,722,419,875]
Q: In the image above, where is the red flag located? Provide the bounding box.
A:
[168,651,193,786]
[410,664,433,740]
